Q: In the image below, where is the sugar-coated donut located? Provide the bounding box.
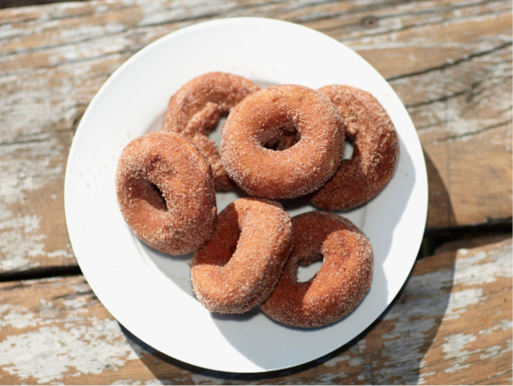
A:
[221,84,345,199]
[116,131,217,255]
[190,197,293,314]
[310,85,399,210]
[163,72,261,191]
[260,211,373,328]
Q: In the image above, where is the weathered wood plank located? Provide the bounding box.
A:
[362,238,512,385]
[384,14,512,228]
[0,130,74,273]
[0,238,510,384]
[0,0,511,273]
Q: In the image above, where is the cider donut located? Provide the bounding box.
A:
[116,131,217,255]
[260,211,373,328]
[221,84,345,199]
[163,72,261,191]
[310,85,399,210]
[190,197,293,314]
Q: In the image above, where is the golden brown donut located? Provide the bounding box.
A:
[310,85,399,210]
[221,84,345,199]
[260,211,373,328]
[115,131,217,255]
[163,72,261,191]
[190,197,293,314]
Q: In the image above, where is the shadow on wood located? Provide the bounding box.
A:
[424,150,457,229]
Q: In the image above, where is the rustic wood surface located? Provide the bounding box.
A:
[0,0,511,384]
[0,238,510,384]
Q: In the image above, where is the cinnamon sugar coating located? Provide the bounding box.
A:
[163,72,260,191]
[260,211,373,328]
[220,84,345,199]
[190,197,293,314]
[310,85,399,210]
[115,131,217,255]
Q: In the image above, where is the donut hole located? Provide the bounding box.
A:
[204,109,228,146]
[343,138,355,160]
[136,179,167,212]
[296,253,323,282]
[263,127,301,151]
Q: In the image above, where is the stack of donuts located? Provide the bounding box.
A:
[115,72,399,328]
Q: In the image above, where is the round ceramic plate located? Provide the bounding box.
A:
[65,17,428,373]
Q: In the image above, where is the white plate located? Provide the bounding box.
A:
[65,17,428,373]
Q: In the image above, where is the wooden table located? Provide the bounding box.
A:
[0,0,511,384]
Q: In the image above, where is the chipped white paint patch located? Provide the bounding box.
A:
[0,133,73,271]
[480,344,509,360]
[442,332,476,355]
[441,330,513,375]
[0,137,65,200]
[0,213,44,271]
[444,288,484,320]
[47,248,75,259]
[0,304,39,329]
[454,249,512,286]
[441,333,476,373]
[323,354,350,367]
[38,298,59,320]
[0,279,149,383]
[311,371,348,384]
[0,317,138,384]
[417,370,437,385]
[479,319,512,336]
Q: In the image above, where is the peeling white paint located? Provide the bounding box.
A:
[445,288,484,320]
[323,354,350,367]
[46,249,75,259]
[454,248,512,287]
[479,319,512,336]
[0,282,146,384]
[38,298,59,320]
[417,370,437,385]
[441,327,512,376]
[0,132,73,271]
[0,317,138,384]
[479,344,509,360]
[312,371,348,383]
[0,304,39,329]
[442,332,476,355]
[0,213,45,271]
[441,332,476,374]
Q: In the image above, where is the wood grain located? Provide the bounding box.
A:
[0,0,511,288]
[0,1,511,384]
[0,237,510,384]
